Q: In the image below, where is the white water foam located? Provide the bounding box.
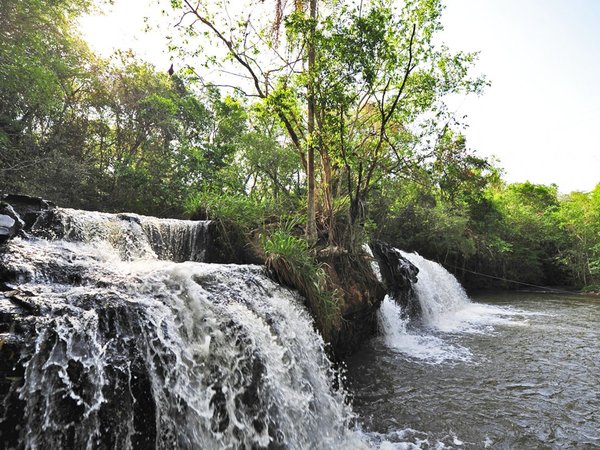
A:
[378,296,472,364]
[2,212,368,449]
[362,244,383,282]
[38,208,211,262]
[356,427,467,449]
[378,250,527,364]
[398,251,471,329]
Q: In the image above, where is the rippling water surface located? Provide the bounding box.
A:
[347,293,600,449]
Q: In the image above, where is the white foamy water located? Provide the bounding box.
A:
[398,251,471,328]
[377,250,528,364]
[1,209,369,449]
[362,243,383,282]
[36,207,211,262]
[378,296,472,364]
[357,427,465,449]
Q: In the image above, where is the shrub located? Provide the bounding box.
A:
[581,284,600,293]
[185,191,299,230]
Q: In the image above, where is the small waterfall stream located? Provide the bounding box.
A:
[399,251,470,328]
[35,208,211,262]
[375,250,514,364]
[0,208,362,449]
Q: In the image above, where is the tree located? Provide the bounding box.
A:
[557,184,600,287]
[0,0,96,200]
[170,0,485,247]
[0,1,235,216]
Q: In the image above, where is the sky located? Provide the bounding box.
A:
[79,0,600,194]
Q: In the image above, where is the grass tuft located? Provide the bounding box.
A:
[261,227,341,341]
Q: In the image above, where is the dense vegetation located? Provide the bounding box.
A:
[2,0,599,294]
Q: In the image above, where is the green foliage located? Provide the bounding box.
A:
[169,0,488,247]
[1,0,98,203]
[555,184,600,287]
[261,229,341,340]
[581,284,600,293]
[376,172,600,289]
[0,5,248,217]
[185,191,294,230]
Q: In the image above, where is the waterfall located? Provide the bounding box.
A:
[361,244,382,282]
[33,208,211,262]
[375,250,512,364]
[398,251,470,329]
[0,208,363,449]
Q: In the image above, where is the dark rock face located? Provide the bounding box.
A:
[202,220,264,265]
[321,251,386,358]
[0,193,56,246]
[370,240,420,318]
[0,203,27,245]
[1,193,55,230]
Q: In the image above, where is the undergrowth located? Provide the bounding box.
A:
[185,191,292,229]
[581,284,600,293]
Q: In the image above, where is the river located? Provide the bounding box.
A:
[347,292,600,449]
[3,206,600,449]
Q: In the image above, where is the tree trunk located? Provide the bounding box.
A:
[306,0,317,244]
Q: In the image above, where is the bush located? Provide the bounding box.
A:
[581,284,600,293]
[185,191,298,230]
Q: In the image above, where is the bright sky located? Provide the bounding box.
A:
[79,0,600,193]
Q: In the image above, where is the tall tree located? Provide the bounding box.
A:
[306,0,318,242]
[171,0,485,247]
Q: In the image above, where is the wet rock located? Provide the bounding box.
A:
[203,220,263,265]
[370,240,421,318]
[0,193,55,229]
[320,251,387,357]
[0,193,56,245]
[4,290,40,315]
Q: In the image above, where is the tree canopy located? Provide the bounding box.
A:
[2,0,600,290]
[170,0,486,246]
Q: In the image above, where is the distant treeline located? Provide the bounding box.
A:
[375,179,600,290]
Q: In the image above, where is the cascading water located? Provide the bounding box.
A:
[35,208,211,262]
[398,251,470,328]
[0,208,363,449]
[376,250,515,364]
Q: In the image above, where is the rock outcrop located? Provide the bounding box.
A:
[0,193,56,245]
[320,251,386,357]
[370,240,420,318]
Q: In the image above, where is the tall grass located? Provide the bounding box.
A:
[261,227,341,341]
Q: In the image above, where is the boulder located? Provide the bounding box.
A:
[320,250,386,357]
[0,193,55,229]
[370,240,421,318]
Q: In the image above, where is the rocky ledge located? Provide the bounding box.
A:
[0,194,56,244]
